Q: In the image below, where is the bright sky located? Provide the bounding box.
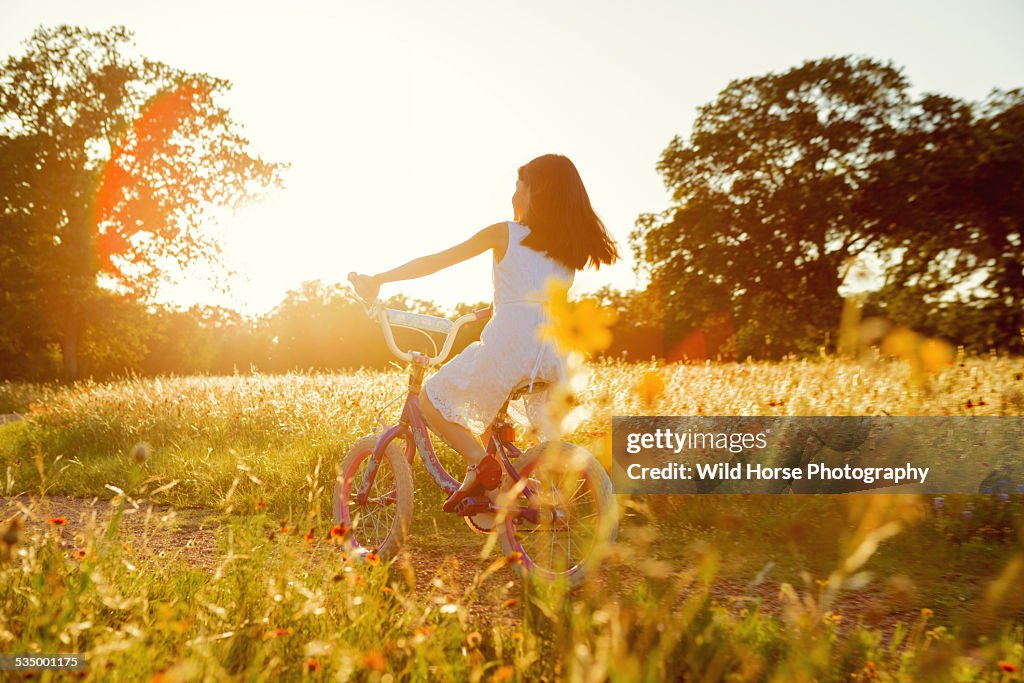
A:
[3,1,1023,314]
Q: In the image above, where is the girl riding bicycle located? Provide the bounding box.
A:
[349,154,618,513]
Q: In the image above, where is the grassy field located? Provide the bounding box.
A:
[1,356,1023,681]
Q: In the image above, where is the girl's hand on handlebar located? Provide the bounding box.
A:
[347,272,381,302]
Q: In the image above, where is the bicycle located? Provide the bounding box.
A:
[333,278,618,584]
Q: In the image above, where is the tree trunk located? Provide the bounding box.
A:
[62,316,80,380]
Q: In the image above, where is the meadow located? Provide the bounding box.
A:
[1,355,1023,681]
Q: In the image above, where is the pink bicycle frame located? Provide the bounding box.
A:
[355,382,532,507]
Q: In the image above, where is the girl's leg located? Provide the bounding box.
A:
[420,393,486,468]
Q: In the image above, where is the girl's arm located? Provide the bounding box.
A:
[350,223,507,300]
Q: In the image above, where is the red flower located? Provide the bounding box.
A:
[360,650,386,672]
[999,662,1019,673]
[263,627,292,640]
[329,523,348,544]
[48,516,67,526]
[303,527,315,545]
[364,552,381,566]
[255,499,266,511]
[302,657,321,673]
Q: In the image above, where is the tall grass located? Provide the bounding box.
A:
[1,355,1023,680]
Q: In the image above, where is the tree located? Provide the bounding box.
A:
[633,57,911,358]
[866,90,1024,352]
[0,26,284,378]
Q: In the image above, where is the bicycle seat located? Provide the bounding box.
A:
[508,379,550,402]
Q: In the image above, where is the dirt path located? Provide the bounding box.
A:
[0,495,941,632]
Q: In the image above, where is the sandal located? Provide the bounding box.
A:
[443,455,503,513]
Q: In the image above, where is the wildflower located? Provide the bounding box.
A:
[280,521,290,534]
[998,662,1019,673]
[508,551,523,565]
[881,328,919,359]
[503,598,520,609]
[72,548,88,560]
[48,516,67,526]
[2,517,22,546]
[331,573,344,583]
[921,608,934,618]
[634,370,665,407]
[263,627,293,640]
[131,442,150,464]
[382,586,394,595]
[303,527,315,544]
[364,551,381,566]
[932,496,945,510]
[493,665,515,682]
[329,523,347,543]
[255,499,266,511]
[538,279,617,355]
[919,338,953,374]
[361,649,386,672]
[467,631,483,648]
[302,658,321,674]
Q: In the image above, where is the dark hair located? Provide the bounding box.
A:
[517,154,618,270]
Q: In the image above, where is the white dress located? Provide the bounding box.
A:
[423,221,574,433]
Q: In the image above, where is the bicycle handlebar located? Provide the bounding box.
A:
[348,273,492,366]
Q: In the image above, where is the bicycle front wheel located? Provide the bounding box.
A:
[333,434,414,560]
[498,441,618,586]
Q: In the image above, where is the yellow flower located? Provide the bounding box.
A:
[919,338,953,374]
[634,370,665,407]
[538,278,617,355]
[881,328,919,359]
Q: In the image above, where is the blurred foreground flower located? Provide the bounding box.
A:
[881,327,953,388]
[538,278,617,355]
[634,369,666,408]
[131,441,151,463]
[1,516,22,562]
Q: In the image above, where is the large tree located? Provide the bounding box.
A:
[633,56,911,358]
[0,25,284,378]
[866,90,1024,352]
[634,56,1023,358]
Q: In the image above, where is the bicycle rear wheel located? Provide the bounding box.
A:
[333,434,414,560]
[498,442,617,586]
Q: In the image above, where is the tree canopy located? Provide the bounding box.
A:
[633,56,1023,358]
[0,26,285,378]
